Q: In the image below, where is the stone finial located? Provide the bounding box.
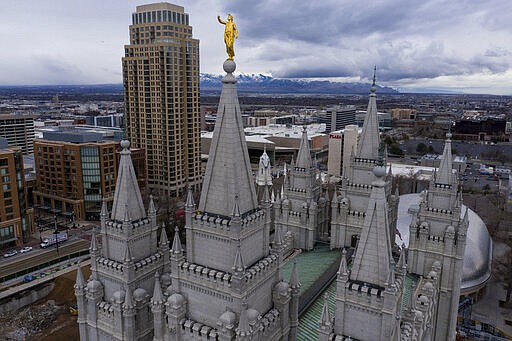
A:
[171,226,182,254]
[232,242,245,273]
[397,246,407,272]
[185,185,195,209]
[151,272,164,306]
[290,261,300,289]
[231,194,241,218]
[159,226,169,247]
[100,198,108,218]
[274,224,283,246]
[236,301,250,335]
[90,230,99,254]
[123,204,131,223]
[123,285,134,310]
[263,185,271,204]
[320,294,331,326]
[148,195,156,214]
[124,243,133,263]
[338,248,349,277]
[75,263,85,289]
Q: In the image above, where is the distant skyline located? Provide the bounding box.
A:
[1,1,511,95]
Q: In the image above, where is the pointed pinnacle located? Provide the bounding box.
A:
[397,247,407,271]
[232,242,245,273]
[338,248,348,276]
[152,272,164,305]
[123,204,130,223]
[124,243,133,263]
[159,227,169,247]
[148,195,156,214]
[231,194,241,217]
[75,263,85,288]
[320,294,331,325]
[100,198,108,217]
[263,185,271,204]
[237,301,250,334]
[371,66,377,88]
[185,185,195,208]
[274,224,283,246]
[290,261,300,289]
[171,226,182,254]
[90,230,98,253]
[123,285,134,309]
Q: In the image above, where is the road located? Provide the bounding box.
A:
[0,240,90,281]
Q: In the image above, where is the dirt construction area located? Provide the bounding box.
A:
[0,266,90,341]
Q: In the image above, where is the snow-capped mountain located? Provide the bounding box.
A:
[200,73,398,94]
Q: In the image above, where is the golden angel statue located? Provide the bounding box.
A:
[217,14,238,60]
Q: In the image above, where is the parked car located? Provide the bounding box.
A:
[20,246,33,253]
[3,250,18,258]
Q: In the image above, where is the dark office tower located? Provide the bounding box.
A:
[123,3,201,197]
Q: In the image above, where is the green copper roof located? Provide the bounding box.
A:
[282,247,342,295]
[401,273,420,313]
[297,280,337,340]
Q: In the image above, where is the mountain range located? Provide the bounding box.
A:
[200,73,399,94]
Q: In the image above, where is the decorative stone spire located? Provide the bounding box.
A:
[273,224,283,246]
[231,194,241,218]
[171,226,182,254]
[350,164,393,287]
[111,140,146,222]
[232,242,245,273]
[185,185,195,210]
[320,294,331,326]
[123,285,134,310]
[236,302,251,336]
[90,230,99,255]
[124,243,133,263]
[151,272,164,306]
[256,145,273,187]
[75,263,85,289]
[437,131,454,185]
[159,225,169,248]
[148,194,156,215]
[356,66,380,160]
[338,248,349,277]
[397,246,407,273]
[290,261,300,289]
[263,185,271,204]
[199,60,258,217]
[100,198,108,218]
[296,125,313,169]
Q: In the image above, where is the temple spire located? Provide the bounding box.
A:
[75,263,85,288]
[320,294,331,325]
[437,131,454,185]
[171,226,182,254]
[356,67,380,160]
[350,164,393,287]
[151,272,164,305]
[199,60,258,216]
[296,125,313,169]
[110,140,146,222]
[290,261,299,288]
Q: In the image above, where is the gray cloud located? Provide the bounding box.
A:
[0,0,510,93]
[216,0,512,90]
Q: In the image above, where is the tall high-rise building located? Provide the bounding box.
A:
[123,3,201,197]
[319,106,356,133]
[0,114,35,155]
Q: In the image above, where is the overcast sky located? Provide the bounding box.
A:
[1,0,511,94]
